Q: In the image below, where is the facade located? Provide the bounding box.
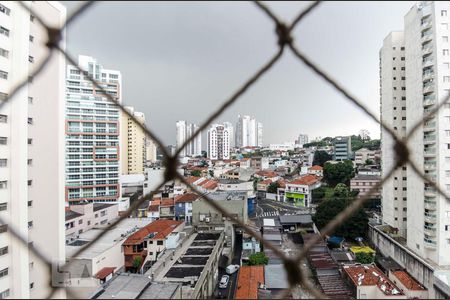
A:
[350,174,382,198]
[174,193,199,224]
[381,1,450,265]
[65,55,121,204]
[120,106,146,175]
[223,121,234,148]
[250,156,269,171]
[0,1,66,298]
[307,165,323,177]
[145,137,157,163]
[333,136,352,161]
[354,147,377,165]
[297,134,309,146]
[176,120,201,157]
[207,123,230,160]
[235,115,262,148]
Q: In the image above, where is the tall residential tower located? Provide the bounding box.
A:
[207,124,231,160]
[175,120,201,157]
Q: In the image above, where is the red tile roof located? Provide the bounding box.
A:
[309,165,323,171]
[288,174,319,186]
[95,267,115,280]
[160,198,174,207]
[185,176,201,184]
[175,193,200,203]
[150,199,161,206]
[235,266,265,299]
[259,179,272,185]
[148,205,159,212]
[392,270,426,291]
[124,219,183,245]
[203,180,218,190]
[343,265,404,296]
[255,170,277,177]
[277,179,286,188]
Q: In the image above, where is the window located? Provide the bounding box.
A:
[403,217,407,221]
[27,159,32,166]
[402,96,406,100]
[393,77,397,80]
[402,107,406,110]
[393,67,396,70]
[0,289,9,299]
[445,76,450,82]
[444,49,450,56]
[28,221,33,229]
[0,181,6,189]
[28,200,32,207]
[401,57,405,61]
[444,36,449,43]
[0,70,7,80]
[78,219,83,225]
[401,47,405,51]
[30,14,35,22]
[0,247,8,256]
[28,118,33,125]
[0,268,8,279]
[0,137,6,145]
[28,56,34,63]
[0,4,10,15]
[29,35,34,42]
[157,240,163,245]
[0,203,6,211]
[0,26,9,37]
[446,211,450,218]
[0,225,7,234]
[393,57,396,60]
[442,23,449,30]
[403,207,407,211]
[28,138,32,145]
[445,63,450,69]
[443,10,448,17]
[29,282,34,290]
[0,92,6,101]
[28,180,32,186]
[446,225,449,231]
[0,160,6,167]
[28,97,33,104]
[0,48,8,58]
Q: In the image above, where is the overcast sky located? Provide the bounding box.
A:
[61,1,415,147]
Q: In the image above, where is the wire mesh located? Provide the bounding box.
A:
[2,0,450,298]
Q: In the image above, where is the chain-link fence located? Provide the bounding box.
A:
[2,1,450,298]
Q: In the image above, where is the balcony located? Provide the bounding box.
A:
[421,20,432,30]
[422,58,433,68]
[423,83,434,94]
[423,134,436,144]
[424,173,436,182]
[423,71,434,81]
[421,33,432,44]
[423,121,436,131]
[424,213,437,223]
[424,148,436,157]
[424,226,437,236]
[424,200,436,210]
[424,187,436,196]
[423,98,436,107]
[424,163,436,171]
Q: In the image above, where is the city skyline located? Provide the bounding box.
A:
[62,1,415,146]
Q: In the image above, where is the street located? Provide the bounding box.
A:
[255,197,310,219]
[215,231,242,299]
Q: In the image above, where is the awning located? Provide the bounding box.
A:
[95,267,115,280]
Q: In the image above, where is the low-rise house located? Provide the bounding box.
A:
[160,198,175,219]
[122,219,184,272]
[284,175,321,207]
[350,174,381,198]
[241,235,261,264]
[253,170,279,181]
[174,193,200,224]
[343,264,406,299]
[250,157,269,171]
[389,270,427,299]
[218,179,253,192]
[65,202,119,244]
[354,147,377,165]
[235,266,265,299]
[307,165,323,177]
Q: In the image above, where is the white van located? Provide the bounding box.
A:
[225,264,240,275]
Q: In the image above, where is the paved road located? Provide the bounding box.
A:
[255,198,309,218]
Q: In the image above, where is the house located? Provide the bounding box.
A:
[174,193,200,224]
[307,165,323,177]
[284,175,321,207]
[343,264,406,299]
[235,266,265,299]
[257,179,273,192]
[159,198,175,219]
[389,270,427,299]
[122,219,184,272]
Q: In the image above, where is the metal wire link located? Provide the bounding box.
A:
[2,0,449,298]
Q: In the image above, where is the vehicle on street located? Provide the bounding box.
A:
[226,264,240,274]
[219,275,230,289]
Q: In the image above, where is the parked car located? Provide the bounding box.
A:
[219,275,230,289]
[226,264,240,275]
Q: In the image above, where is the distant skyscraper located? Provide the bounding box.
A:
[121,106,146,174]
[235,115,262,147]
[297,134,309,146]
[66,55,121,205]
[207,124,231,160]
[0,2,66,297]
[146,138,157,163]
[176,121,201,157]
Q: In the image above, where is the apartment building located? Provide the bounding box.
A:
[207,123,231,160]
[65,55,121,204]
[120,106,146,174]
[175,120,201,157]
[333,136,352,161]
[354,148,377,165]
[235,115,263,148]
[0,1,66,298]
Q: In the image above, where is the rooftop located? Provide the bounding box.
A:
[308,165,323,171]
[392,270,426,291]
[288,174,319,186]
[160,198,175,207]
[96,273,151,299]
[279,214,313,224]
[206,191,247,201]
[138,282,180,299]
[219,178,246,184]
[65,210,83,221]
[352,174,381,181]
[175,193,200,203]
[264,264,288,289]
[185,176,202,184]
[343,264,404,296]
[255,170,278,177]
[123,219,183,245]
[235,266,265,299]
[93,203,116,212]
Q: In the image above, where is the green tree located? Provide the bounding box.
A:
[365,159,374,165]
[248,252,268,265]
[132,256,143,270]
[333,183,351,198]
[253,177,261,192]
[312,187,368,239]
[191,170,201,177]
[323,160,355,187]
[267,182,279,194]
[355,252,375,264]
[312,150,332,167]
[311,187,326,203]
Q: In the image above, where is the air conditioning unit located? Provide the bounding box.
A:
[205,217,210,223]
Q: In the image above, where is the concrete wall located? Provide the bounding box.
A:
[388,270,428,299]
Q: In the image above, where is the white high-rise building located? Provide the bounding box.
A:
[66,55,122,204]
[297,134,309,146]
[207,124,231,160]
[0,1,66,298]
[381,1,450,267]
[176,121,201,157]
[235,115,262,147]
[223,122,234,148]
